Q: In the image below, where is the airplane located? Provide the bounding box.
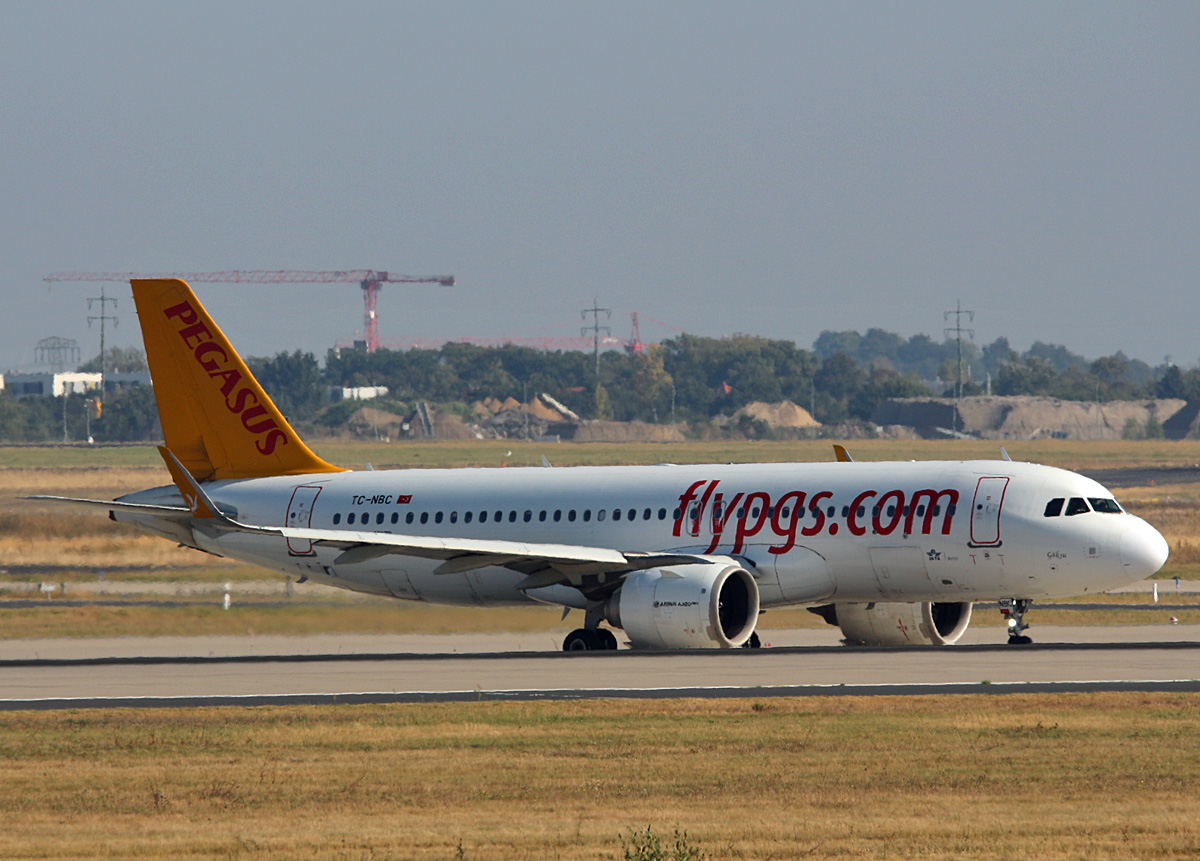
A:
[27,279,1169,651]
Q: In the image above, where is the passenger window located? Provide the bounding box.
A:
[568,510,577,522]
[631,509,639,521]
[508,511,516,523]
[465,511,473,524]
[449,511,458,523]
[494,511,502,522]
[360,511,368,523]
[406,512,414,525]
[554,510,562,522]
[391,512,399,524]
[376,512,384,525]
[597,509,606,521]
[347,513,356,525]
[583,510,592,522]
[1044,498,1065,517]
[1089,498,1122,514]
[613,509,622,521]
[539,510,547,522]
[333,513,341,525]
[645,508,653,520]
[435,511,444,524]
[523,510,532,522]
[479,511,488,523]
[420,512,429,524]
[1065,497,1091,516]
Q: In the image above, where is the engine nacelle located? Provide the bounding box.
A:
[814,601,972,646]
[606,562,760,649]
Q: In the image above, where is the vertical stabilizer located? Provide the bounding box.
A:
[132,279,346,480]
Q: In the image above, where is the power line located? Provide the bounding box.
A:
[581,298,611,377]
[943,301,974,432]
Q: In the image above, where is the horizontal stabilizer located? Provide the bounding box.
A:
[21,495,192,516]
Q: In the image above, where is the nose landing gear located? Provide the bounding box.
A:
[1000,598,1033,645]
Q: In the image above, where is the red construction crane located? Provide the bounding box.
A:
[44,269,455,353]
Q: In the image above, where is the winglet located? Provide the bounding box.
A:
[132,279,347,481]
[833,444,853,463]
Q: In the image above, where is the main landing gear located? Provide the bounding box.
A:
[563,628,619,651]
[1000,598,1033,645]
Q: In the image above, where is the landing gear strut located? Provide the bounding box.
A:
[1000,598,1033,645]
[562,628,619,651]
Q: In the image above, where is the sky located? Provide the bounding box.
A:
[2,1,1198,372]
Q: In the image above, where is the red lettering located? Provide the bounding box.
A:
[767,490,806,555]
[905,488,959,535]
[732,491,771,554]
[177,321,213,349]
[847,490,877,536]
[703,492,744,553]
[801,491,833,537]
[674,480,707,538]
[256,429,287,455]
[163,301,198,325]
[240,404,278,434]
[226,386,257,414]
[194,341,228,373]
[692,480,719,537]
[209,367,242,397]
[873,489,905,535]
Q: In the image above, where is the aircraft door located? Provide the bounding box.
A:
[286,485,322,556]
[970,476,1009,546]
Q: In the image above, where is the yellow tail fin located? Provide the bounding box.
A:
[132,279,346,481]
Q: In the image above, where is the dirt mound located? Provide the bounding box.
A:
[736,400,819,428]
[873,396,1188,440]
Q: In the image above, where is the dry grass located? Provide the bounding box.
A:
[0,693,1198,859]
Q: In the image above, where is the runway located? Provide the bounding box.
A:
[1,625,1198,709]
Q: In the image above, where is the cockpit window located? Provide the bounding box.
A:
[1044,498,1065,517]
[1064,497,1091,516]
[1088,497,1122,514]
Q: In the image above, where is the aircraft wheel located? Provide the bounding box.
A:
[563,629,598,651]
[597,628,619,650]
[1007,634,1033,646]
[741,631,762,649]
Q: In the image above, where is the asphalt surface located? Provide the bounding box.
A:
[1,625,1198,709]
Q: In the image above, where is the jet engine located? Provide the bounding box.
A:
[605,562,759,649]
[811,601,972,646]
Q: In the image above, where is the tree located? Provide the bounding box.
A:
[78,346,148,374]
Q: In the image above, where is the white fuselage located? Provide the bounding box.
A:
[117,459,1167,610]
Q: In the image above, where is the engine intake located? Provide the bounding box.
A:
[607,562,760,649]
[813,601,972,646]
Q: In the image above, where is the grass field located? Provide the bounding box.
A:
[2,693,1199,860]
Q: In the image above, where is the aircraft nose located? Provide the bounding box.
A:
[1120,519,1170,580]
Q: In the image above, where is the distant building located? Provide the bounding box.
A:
[330,385,389,402]
[0,371,152,398]
[2,372,102,397]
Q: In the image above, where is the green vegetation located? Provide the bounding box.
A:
[1,694,1199,859]
[5,329,1191,443]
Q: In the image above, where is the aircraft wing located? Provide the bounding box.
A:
[254,522,707,590]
